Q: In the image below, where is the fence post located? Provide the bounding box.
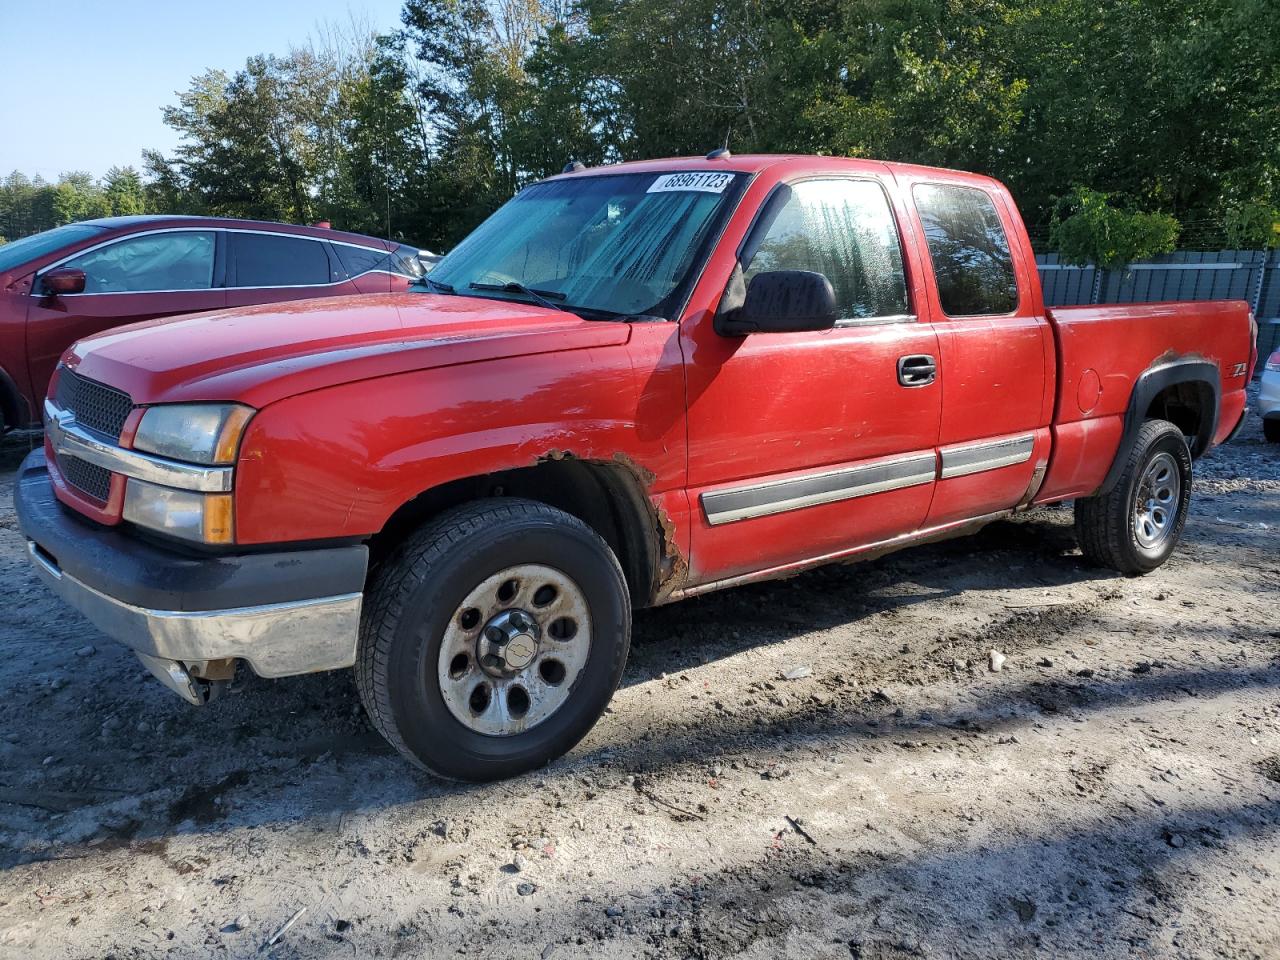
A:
[1247,250,1267,316]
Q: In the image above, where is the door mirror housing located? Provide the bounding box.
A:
[41,268,86,296]
[716,269,838,336]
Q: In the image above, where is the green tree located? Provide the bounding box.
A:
[49,172,110,225]
[103,166,147,216]
[399,0,573,243]
[1050,187,1180,267]
[1001,0,1280,234]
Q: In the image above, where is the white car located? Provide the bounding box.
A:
[1261,348,1280,442]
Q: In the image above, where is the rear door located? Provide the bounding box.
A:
[225,231,354,307]
[681,170,943,584]
[26,229,224,404]
[895,175,1053,526]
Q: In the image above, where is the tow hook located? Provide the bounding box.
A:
[134,653,229,705]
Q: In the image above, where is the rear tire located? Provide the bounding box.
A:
[356,498,630,781]
[1264,418,1280,443]
[1074,419,1192,575]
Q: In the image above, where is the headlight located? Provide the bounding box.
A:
[1266,350,1280,372]
[133,403,254,465]
[126,403,252,544]
[123,480,235,544]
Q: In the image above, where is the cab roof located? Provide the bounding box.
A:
[547,153,1006,191]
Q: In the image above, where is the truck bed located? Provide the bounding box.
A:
[1035,299,1253,503]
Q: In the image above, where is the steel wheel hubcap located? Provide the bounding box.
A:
[437,564,591,737]
[1133,451,1180,549]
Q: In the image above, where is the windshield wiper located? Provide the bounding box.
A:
[563,304,665,323]
[418,276,455,294]
[468,281,565,311]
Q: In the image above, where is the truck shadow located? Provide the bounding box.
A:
[4,654,1278,872]
[0,509,1267,872]
[625,509,1108,685]
[4,657,1277,879]
[490,793,1280,957]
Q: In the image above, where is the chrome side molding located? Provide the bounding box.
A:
[939,433,1035,480]
[700,431,1037,526]
[701,451,937,525]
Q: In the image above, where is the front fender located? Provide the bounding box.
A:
[232,336,686,546]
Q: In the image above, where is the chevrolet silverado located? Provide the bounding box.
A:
[15,154,1258,780]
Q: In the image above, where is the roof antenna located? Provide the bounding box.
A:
[562,160,586,174]
[706,128,732,161]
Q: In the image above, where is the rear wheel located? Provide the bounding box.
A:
[356,499,630,781]
[1264,418,1280,443]
[1074,418,1192,575]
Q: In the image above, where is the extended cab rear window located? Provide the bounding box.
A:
[912,184,1019,316]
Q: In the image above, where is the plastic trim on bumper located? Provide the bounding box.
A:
[26,540,362,679]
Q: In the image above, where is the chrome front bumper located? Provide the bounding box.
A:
[27,542,361,697]
[15,449,367,704]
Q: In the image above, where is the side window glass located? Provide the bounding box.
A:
[64,231,215,293]
[912,184,1019,316]
[744,179,909,321]
[232,233,332,287]
[394,244,427,278]
[333,244,392,279]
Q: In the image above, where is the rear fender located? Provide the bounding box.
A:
[1098,358,1219,494]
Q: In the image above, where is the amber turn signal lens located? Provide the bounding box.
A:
[213,406,255,465]
[202,494,235,544]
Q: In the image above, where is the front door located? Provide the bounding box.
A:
[26,229,225,403]
[681,173,943,585]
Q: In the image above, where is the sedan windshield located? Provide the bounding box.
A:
[0,223,109,274]
[427,171,743,319]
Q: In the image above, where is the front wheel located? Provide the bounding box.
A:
[1074,418,1192,575]
[356,499,631,781]
[1264,418,1280,443]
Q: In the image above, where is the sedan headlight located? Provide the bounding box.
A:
[132,403,254,465]
[1266,350,1280,372]
[126,403,253,544]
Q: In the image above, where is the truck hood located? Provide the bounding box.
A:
[65,292,631,408]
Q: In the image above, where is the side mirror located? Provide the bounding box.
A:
[42,268,86,296]
[716,270,838,336]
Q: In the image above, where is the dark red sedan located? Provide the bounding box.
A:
[0,215,428,430]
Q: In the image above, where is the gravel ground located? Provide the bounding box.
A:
[0,393,1277,959]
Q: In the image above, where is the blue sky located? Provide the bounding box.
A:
[0,0,406,180]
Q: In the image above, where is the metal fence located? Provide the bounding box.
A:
[1035,249,1280,365]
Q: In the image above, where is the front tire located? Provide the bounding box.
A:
[1074,418,1192,575]
[356,499,630,781]
[1264,418,1280,443]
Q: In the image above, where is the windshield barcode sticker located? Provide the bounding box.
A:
[647,172,734,194]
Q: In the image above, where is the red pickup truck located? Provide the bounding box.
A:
[15,155,1257,781]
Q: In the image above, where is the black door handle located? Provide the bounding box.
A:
[897,354,937,387]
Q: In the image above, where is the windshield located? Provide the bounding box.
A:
[0,223,109,274]
[427,171,743,318]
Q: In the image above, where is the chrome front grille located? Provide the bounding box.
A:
[60,456,112,502]
[51,368,134,503]
[54,368,133,440]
